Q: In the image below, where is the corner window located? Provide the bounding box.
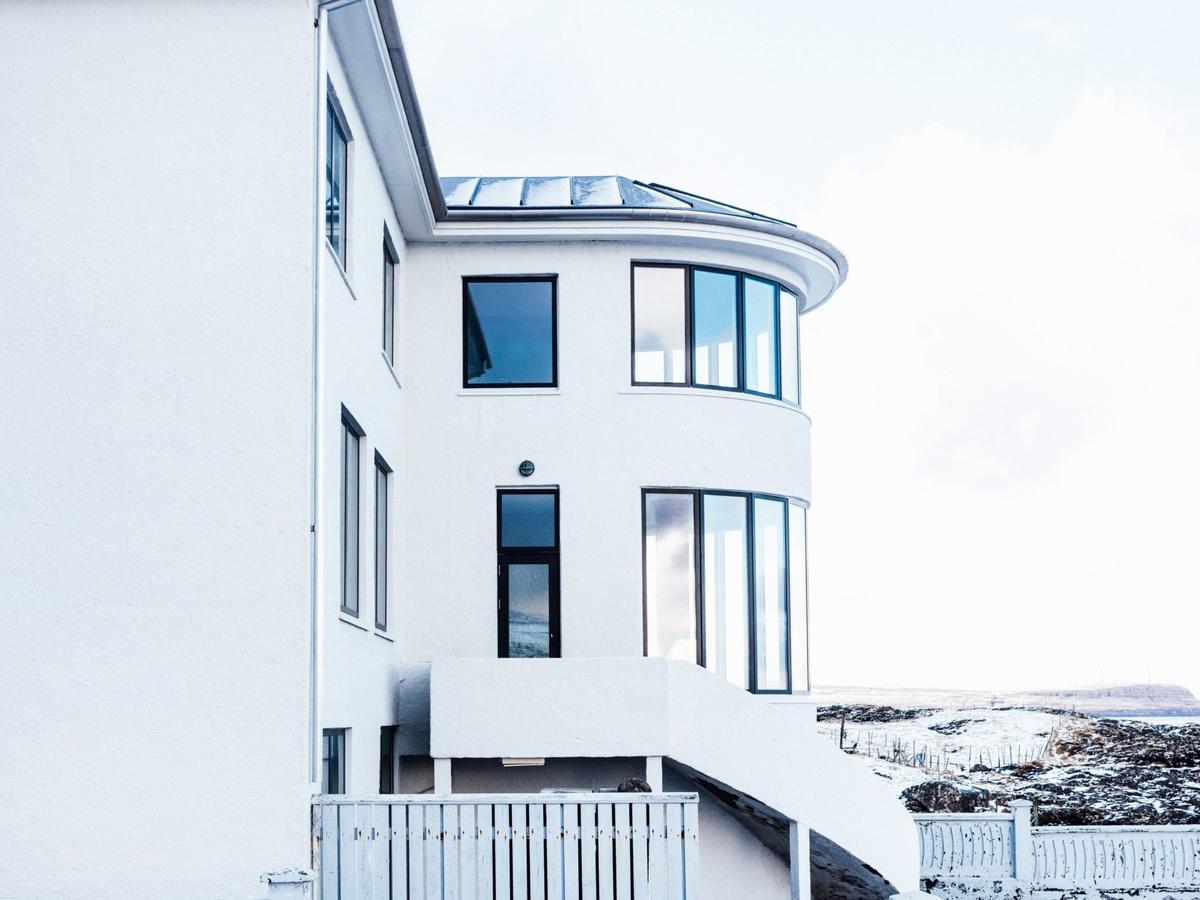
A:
[632,264,802,405]
[340,409,364,617]
[325,100,349,268]
[497,489,560,658]
[643,489,803,694]
[463,277,557,387]
[382,231,397,366]
[322,728,346,794]
[374,453,391,631]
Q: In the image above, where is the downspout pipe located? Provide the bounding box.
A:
[309,0,361,795]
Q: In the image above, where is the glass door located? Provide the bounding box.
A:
[497,489,560,658]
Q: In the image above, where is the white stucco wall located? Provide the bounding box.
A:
[0,2,316,898]
[316,31,413,801]
[394,240,813,669]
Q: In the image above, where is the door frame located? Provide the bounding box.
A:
[498,551,561,658]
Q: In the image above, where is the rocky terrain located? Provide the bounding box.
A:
[818,705,1200,825]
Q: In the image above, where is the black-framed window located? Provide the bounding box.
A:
[374,452,391,631]
[322,728,346,794]
[340,409,364,617]
[642,488,801,694]
[382,231,398,365]
[325,100,349,267]
[497,489,560,658]
[463,277,557,388]
[631,264,802,405]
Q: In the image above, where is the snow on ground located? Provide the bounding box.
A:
[817,707,1061,772]
[817,704,1200,825]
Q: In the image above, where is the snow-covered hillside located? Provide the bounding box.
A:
[817,705,1200,825]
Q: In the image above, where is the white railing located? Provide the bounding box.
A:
[1032,826,1200,888]
[914,813,1014,878]
[313,793,700,900]
[916,803,1200,893]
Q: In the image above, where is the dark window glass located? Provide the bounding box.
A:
[322,728,346,794]
[374,455,390,631]
[633,266,687,384]
[340,414,361,616]
[499,491,557,549]
[644,493,697,662]
[382,237,397,365]
[326,104,348,267]
[692,270,738,388]
[743,277,778,396]
[464,278,556,387]
[379,726,397,793]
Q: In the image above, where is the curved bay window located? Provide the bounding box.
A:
[632,264,802,405]
[642,489,808,694]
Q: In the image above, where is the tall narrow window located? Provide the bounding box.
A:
[692,270,739,389]
[340,410,363,616]
[743,277,778,396]
[633,266,687,384]
[374,453,390,631]
[497,489,560,658]
[753,497,789,691]
[322,728,346,794]
[780,290,800,406]
[702,493,750,690]
[379,726,398,793]
[382,233,397,366]
[643,492,697,662]
[325,101,349,267]
[464,277,557,387]
[788,502,809,692]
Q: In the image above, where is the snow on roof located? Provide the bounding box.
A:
[439,175,795,227]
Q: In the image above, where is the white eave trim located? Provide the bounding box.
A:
[425,216,843,311]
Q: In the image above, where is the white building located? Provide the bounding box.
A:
[0,2,922,898]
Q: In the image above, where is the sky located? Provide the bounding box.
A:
[395,1,1200,693]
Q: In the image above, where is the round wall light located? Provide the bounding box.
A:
[518,460,535,477]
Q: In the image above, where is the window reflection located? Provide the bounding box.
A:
[644,493,697,662]
[633,267,687,384]
[692,270,739,389]
[702,494,750,690]
[632,264,802,405]
[464,279,556,387]
[743,277,777,396]
[753,498,788,691]
[780,290,800,405]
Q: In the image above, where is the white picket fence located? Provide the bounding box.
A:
[313,793,700,900]
[915,803,1200,893]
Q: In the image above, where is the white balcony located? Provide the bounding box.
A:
[426,657,920,894]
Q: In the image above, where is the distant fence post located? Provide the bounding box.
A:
[1010,800,1034,881]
